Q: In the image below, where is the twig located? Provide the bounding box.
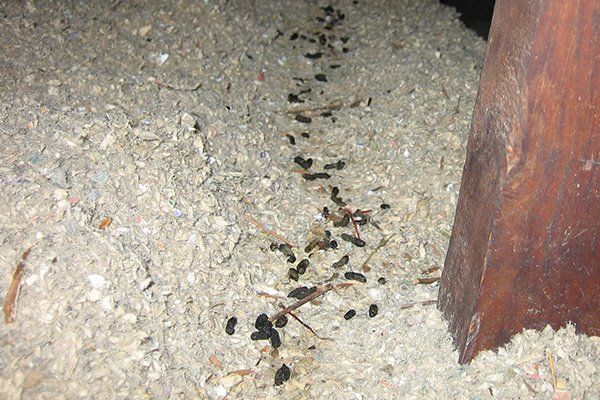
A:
[344,208,361,240]
[360,234,395,271]
[414,277,441,285]
[547,351,557,390]
[522,378,537,395]
[286,97,361,115]
[269,282,352,322]
[243,213,297,248]
[398,299,437,310]
[280,306,328,339]
[156,80,202,92]
[3,247,33,324]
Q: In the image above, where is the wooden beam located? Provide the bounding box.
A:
[438,0,600,364]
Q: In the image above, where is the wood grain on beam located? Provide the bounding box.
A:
[438,0,599,363]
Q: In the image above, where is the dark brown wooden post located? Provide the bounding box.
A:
[438,0,600,364]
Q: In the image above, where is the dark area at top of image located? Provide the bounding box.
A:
[440,0,495,40]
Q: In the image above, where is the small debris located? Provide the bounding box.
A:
[377,277,387,285]
[98,217,113,229]
[341,233,366,247]
[344,271,367,283]
[330,64,341,69]
[225,317,237,335]
[380,203,390,209]
[368,304,378,318]
[301,132,310,138]
[274,364,291,386]
[415,277,441,285]
[87,274,106,289]
[344,309,356,320]
[3,247,32,324]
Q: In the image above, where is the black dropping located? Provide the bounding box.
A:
[294,156,313,169]
[322,5,334,14]
[330,186,347,207]
[380,203,390,210]
[302,172,331,181]
[295,114,312,123]
[342,47,349,53]
[286,134,296,145]
[288,286,316,300]
[274,364,291,386]
[278,243,296,263]
[304,52,322,59]
[315,73,328,82]
[344,271,367,283]
[332,255,349,269]
[290,32,299,40]
[341,36,350,44]
[251,330,271,341]
[288,93,304,103]
[330,64,341,69]
[255,313,272,331]
[367,97,373,107]
[225,317,237,335]
[344,309,356,320]
[305,238,320,253]
[328,240,338,249]
[341,233,366,247]
[320,112,332,117]
[324,160,345,170]
[275,315,288,328]
[270,328,281,348]
[288,268,299,281]
[301,132,310,138]
[333,213,350,227]
[296,259,309,275]
[369,304,378,318]
[352,210,369,226]
[322,207,330,219]
[378,277,387,285]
